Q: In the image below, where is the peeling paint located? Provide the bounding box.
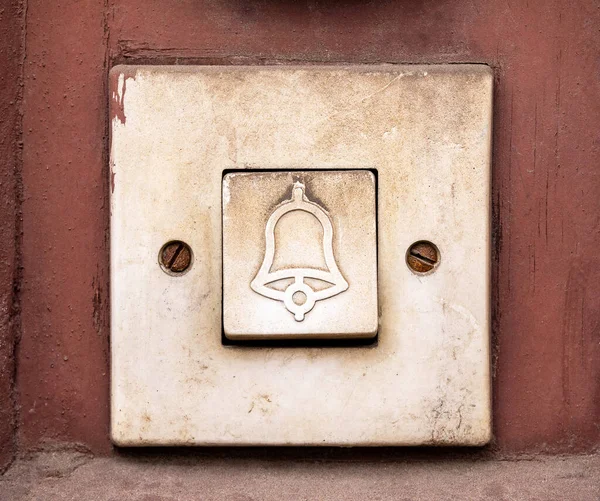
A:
[110,68,136,125]
[110,163,116,194]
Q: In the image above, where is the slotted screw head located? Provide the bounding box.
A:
[406,241,440,274]
[160,241,192,274]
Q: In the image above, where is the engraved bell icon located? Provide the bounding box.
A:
[251,182,348,321]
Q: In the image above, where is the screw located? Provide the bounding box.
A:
[406,241,440,274]
[160,241,192,274]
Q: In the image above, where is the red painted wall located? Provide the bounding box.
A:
[9,0,600,456]
[0,0,23,471]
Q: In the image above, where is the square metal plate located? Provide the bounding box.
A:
[110,65,492,446]
[222,170,378,340]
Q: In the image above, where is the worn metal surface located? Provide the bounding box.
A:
[110,65,491,446]
[223,170,377,339]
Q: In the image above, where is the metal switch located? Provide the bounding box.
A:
[109,65,492,447]
[222,170,378,340]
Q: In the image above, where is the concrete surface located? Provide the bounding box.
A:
[1,452,598,500]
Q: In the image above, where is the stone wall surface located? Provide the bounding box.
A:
[1,0,598,460]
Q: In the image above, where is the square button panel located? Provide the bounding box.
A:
[110,65,492,446]
[223,170,378,340]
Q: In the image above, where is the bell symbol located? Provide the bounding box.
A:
[251,182,348,321]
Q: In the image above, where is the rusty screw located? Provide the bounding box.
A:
[160,241,192,274]
[406,241,440,274]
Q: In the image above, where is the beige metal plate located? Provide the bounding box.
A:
[223,170,378,340]
[110,65,492,446]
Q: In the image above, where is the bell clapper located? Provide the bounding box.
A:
[282,276,316,322]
